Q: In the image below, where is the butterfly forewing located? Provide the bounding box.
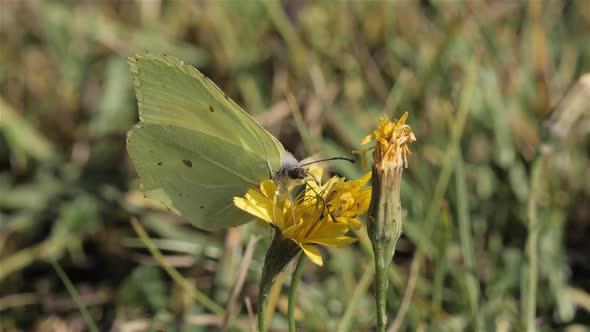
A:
[128,53,283,170]
[127,53,284,230]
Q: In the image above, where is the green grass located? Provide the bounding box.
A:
[1,1,589,331]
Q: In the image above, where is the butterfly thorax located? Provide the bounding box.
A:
[273,152,306,181]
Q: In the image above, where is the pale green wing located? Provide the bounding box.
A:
[127,52,284,230]
[128,52,283,169]
[128,123,271,230]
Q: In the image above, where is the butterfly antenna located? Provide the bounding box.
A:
[297,156,355,168]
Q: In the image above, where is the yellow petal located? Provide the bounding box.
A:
[311,220,350,236]
[301,244,323,266]
[282,222,304,240]
[260,179,277,198]
[233,196,272,223]
[271,203,287,230]
[357,194,371,212]
[359,134,373,145]
[352,147,374,169]
[336,217,363,230]
[304,222,352,247]
[358,172,372,185]
[308,165,324,180]
[307,236,357,247]
[397,111,409,125]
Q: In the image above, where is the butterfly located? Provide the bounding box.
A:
[127,53,333,230]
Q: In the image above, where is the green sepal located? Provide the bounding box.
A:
[258,228,301,332]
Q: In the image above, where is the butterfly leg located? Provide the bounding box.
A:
[267,161,273,179]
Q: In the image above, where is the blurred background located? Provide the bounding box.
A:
[1,1,589,331]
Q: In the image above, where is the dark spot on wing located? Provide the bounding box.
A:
[200,206,204,209]
[178,193,182,197]
[224,94,229,100]
[157,162,162,166]
[209,105,215,113]
[183,160,193,167]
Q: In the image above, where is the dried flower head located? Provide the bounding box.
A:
[355,112,416,331]
[356,112,416,174]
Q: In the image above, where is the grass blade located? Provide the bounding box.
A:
[51,261,99,332]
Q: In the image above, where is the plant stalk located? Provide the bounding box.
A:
[288,253,306,332]
[368,166,403,332]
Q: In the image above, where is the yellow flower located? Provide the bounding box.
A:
[309,171,372,231]
[234,167,371,266]
[355,112,416,174]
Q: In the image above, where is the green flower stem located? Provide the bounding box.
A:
[288,253,306,332]
[258,230,300,332]
[368,166,403,332]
